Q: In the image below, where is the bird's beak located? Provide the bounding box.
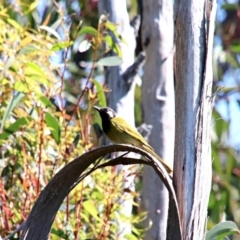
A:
[93,106,100,111]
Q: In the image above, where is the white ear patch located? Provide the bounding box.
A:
[106,109,115,118]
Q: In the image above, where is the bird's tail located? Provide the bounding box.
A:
[142,145,173,174]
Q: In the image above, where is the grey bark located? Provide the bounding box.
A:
[98,0,138,237]
[98,0,136,119]
[173,0,216,239]
[141,0,175,239]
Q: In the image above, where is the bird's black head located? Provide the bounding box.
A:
[93,106,116,133]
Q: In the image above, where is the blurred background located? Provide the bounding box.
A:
[0,0,240,239]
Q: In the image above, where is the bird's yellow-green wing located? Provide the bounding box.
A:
[110,117,154,150]
[110,117,173,174]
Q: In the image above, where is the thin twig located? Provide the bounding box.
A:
[3,222,25,240]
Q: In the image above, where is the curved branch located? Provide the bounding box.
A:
[16,144,181,240]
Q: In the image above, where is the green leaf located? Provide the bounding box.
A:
[225,53,239,68]
[45,113,60,144]
[1,164,13,178]
[78,26,98,36]
[206,221,240,240]
[7,18,22,30]
[82,200,100,221]
[92,79,106,107]
[212,143,223,175]
[230,44,240,53]
[222,4,238,10]
[25,62,46,78]
[67,62,82,74]
[104,35,114,47]
[105,21,117,32]
[13,81,28,92]
[24,1,38,13]
[39,25,61,40]
[97,56,123,66]
[39,96,55,109]
[4,56,15,73]
[226,148,234,181]
[105,21,128,45]
[91,189,104,201]
[50,19,62,32]
[0,117,32,140]
[124,234,139,240]
[51,41,73,52]
[1,92,25,131]
[18,44,39,55]
[24,62,49,85]
[51,228,68,239]
[213,110,229,141]
[112,43,122,58]
[104,35,122,58]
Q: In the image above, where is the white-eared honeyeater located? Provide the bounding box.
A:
[93,106,173,174]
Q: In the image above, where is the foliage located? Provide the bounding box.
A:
[0,2,144,240]
[1,0,240,239]
[51,166,144,240]
[206,221,240,240]
[207,1,240,238]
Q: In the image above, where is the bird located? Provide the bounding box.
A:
[93,106,173,174]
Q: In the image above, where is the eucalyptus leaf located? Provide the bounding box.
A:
[92,79,106,107]
[0,117,32,140]
[82,200,100,221]
[97,56,122,66]
[45,113,60,144]
[79,26,98,36]
[0,92,25,131]
[206,221,240,240]
[39,25,61,40]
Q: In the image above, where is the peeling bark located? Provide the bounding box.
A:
[173,0,216,239]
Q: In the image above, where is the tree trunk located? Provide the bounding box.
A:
[173,0,216,239]
[141,0,175,239]
[98,0,137,237]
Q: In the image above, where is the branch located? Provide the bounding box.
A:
[130,15,141,37]
[4,222,25,240]
[122,51,146,86]
[17,144,181,240]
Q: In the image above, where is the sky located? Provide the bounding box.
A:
[215,0,240,150]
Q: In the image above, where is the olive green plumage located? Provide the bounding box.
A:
[93,106,173,174]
